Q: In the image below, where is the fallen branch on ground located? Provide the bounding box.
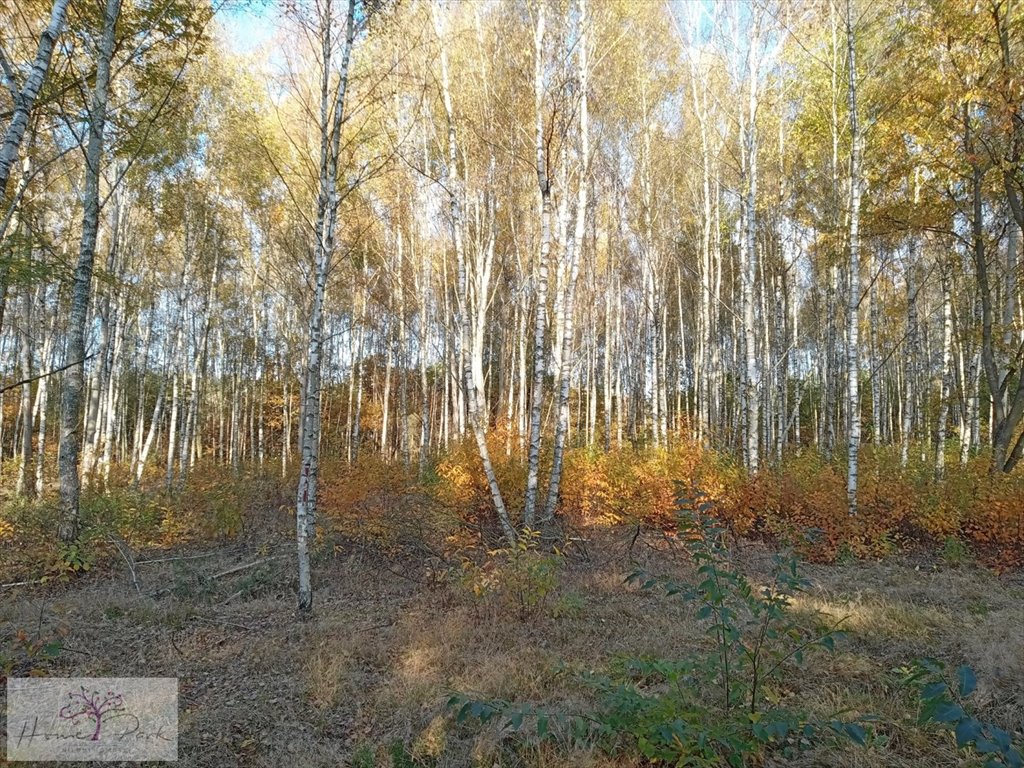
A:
[0,579,44,589]
[135,551,228,566]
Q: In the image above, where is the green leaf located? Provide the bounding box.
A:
[976,737,1000,753]
[955,718,982,748]
[933,702,965,724]
[989,726,1012,750]
[921,681,947,700]
[844,723,868,746]
[42,641,63,658]
[956,665,977,697]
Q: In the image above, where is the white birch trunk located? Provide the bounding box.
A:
[296,0,356,613]
[16,288,33,497]
[936,271,953,478]
[432,1,515,541]
[845,1,862,516]
[523,4,551,529]
[541,0,589,522]
[57,0,121,542]
[0,0,70,204]
[35,301,58,496]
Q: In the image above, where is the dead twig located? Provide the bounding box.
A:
[192,615,255,632]
[135,551,226,566]
[0,579,44,589]
[207,556,280,581]
[107,534,142,595]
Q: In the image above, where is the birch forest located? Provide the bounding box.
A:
[1,1,1023,766]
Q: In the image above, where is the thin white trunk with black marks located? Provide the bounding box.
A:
[523,4,551,530]
[543,0,588,522]
[296,0,356,614]
[57,0,121,542]
[846,1,861,516]
[0,0,70,204]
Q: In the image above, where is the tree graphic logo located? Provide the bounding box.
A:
[58,686,126,741]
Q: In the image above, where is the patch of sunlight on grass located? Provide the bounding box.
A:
[792,593,951,642]
[411,715,448,761]
[305,644,354,709]
[398,644,441,685]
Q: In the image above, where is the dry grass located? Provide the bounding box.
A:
[1,521,1021,768]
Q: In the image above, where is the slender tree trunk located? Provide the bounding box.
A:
[846,2,862,516]
[741,36,760,473]
[901,255,918,468]
[398,234,411,470]
[869,253,882,443]
[542,0,588,522]
[0,0,70,206]
[381,317,392,460]
[100,296,124,487]
[16,287,33,497]
[523,5,551,530]
[418,246,431,477]
[936,270,953,478]
[603,247,613,452]
[57,0,121,543]
[166,368,180,491]
[35,300,58,496]
[296,0,356,614]
[432,2,515,541]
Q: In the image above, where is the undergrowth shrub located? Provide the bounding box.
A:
[0,464,281,582]
[901,658,1023,767]
[457,528,561,618]
[5,437,1020,581]
[449,491,871,766]
[319,456,460,554]
[713,450,1024,570]
[598,492,865,765]
[429,437,1023,570]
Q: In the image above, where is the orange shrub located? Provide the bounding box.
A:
[323,438,1024,571]
[962,478,1024,571]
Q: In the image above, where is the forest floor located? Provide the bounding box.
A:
[1,501,1023,768]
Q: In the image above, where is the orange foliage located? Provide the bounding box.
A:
[428,438,1023,571]
[962,482,1024,571]
[5,439,1018,584]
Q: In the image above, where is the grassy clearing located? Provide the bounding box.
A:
[1,508,1021,768]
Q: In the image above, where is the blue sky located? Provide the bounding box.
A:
[219,2,278,54]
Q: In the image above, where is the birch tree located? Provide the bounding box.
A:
[57,0,122,543]
[522,3,552,530]
[542,0,590,524]
[845,0,862,516]
[431,0,516,542]
[0,0,70,204]
[295,0,356,613]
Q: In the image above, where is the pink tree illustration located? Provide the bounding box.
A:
[59,686,126,741]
